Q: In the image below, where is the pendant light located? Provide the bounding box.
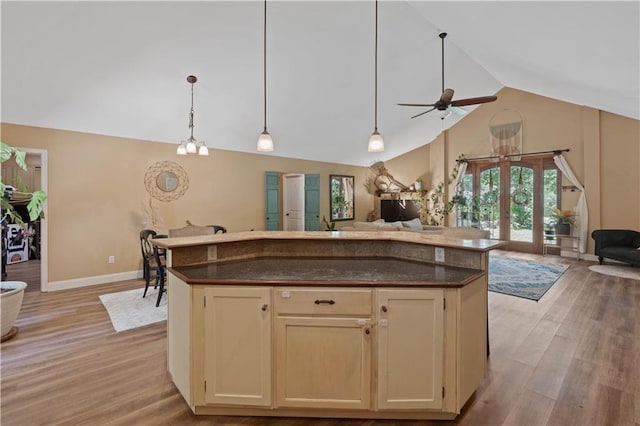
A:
[367,0,384,152]
[177,75,209,156]
[257,0,274,152]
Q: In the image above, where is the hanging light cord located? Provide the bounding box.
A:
[263,0,268,133]
[189,82,195,140]
[374,0,379,133]
[441,33,445,93]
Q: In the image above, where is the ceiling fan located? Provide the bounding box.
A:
[398,32,497,119]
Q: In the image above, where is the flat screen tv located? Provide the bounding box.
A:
[380,199,420,222]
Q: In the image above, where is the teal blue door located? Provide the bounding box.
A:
[305,174,320,231]
[265,172,280,230]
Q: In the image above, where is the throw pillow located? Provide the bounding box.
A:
[385,221,404,230]
[353,221,398,231]
[401,218,423,231]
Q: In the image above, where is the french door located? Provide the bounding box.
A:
[463,157,559,253]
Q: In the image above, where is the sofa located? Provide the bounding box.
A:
[340,219,490,239]
[591,229,640,266]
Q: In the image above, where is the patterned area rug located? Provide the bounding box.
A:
[99,287,166,332]
[588,264,640,280]
[489,256,569,301]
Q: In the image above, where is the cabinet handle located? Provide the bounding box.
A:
[314,299,335,305]
[364,328,370,335]
[381,305,388,313]
[261,304,269,312]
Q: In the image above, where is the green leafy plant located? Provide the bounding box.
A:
[551,208,575,225]
[423,155,466,225]
[322,215,336,231]
[1,142,47,226]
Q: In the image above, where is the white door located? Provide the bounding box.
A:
[283,174,305,231]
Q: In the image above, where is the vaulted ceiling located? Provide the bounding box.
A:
[2,1,638,166]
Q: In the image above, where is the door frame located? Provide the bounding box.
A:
[282,173,305,231]
[13,147,48,292]
[466,155,558,254]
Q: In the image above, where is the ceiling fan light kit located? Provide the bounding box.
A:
[398,32,497,120]
[177,75,209,156]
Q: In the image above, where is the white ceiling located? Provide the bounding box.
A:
[2,1,638,166]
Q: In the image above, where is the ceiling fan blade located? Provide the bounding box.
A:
[398,103,436,107]
[450,106,467,116]
[440,88,455,105]
[451,95,497,107]
[411,107,436,119]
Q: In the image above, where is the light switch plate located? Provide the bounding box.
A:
[435,247,445,262]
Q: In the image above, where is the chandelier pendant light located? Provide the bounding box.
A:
[177,75,209,156]
[257,0,274,152]
[368,0,384,153]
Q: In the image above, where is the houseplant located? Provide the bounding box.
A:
[1,141,47,341]
[551,208,575,235]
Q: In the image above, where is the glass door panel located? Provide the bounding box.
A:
[509,166,534,243]
[479,167,500,239]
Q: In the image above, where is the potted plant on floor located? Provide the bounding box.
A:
[1,142,47,342]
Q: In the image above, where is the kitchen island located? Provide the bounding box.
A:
[154,231,505,420]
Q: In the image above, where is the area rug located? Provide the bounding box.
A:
[99,288,166,332]
[588,264,640,280]
[489,256,569,301]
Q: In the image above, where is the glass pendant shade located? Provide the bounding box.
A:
[186,138,197,154]
[177,142,187,155]
[368,131,384,152]
[198,143,209,156]
[257,130,274,152]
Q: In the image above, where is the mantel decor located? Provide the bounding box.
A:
[144,161,189,202]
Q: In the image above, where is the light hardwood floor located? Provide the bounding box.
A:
[1,252,638,426]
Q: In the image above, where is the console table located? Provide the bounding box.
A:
[543,233,581,260]
[154,231,505,421]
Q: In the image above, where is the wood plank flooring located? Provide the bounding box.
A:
[1,252,638,425]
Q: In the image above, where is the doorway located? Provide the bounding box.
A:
[461,156,558,253]
[265,172,320,231]
[2,148,48,291]
[283,174,305,231]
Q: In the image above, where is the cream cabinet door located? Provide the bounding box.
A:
[202,287,271,406]
[377,289,444,410]
[276,317,371,409]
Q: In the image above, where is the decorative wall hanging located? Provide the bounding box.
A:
[144,161,189,202]
[489,109,523,161]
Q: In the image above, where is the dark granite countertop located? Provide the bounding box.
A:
[170,256,484,287]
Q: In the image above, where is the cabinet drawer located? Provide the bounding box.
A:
[275,288,372,316]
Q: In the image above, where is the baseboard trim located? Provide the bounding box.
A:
[48,270,142,292]
[558,251,597,262]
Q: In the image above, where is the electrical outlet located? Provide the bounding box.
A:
[108,255,115,264]
[435,247,445,263]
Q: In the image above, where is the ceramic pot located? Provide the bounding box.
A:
[555,223,571,236]
[1,281,27,341]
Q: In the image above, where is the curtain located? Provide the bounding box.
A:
[553,154,588,253]
[454,161,467,194]
[452,161,467,228]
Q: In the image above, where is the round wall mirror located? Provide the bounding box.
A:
[156,171,179,192]
[144,161,189,202]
